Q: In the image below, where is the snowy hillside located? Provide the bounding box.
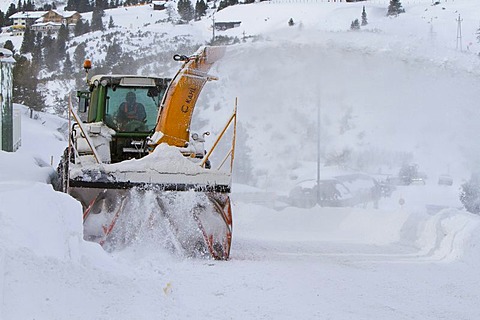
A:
[2,0,480,319]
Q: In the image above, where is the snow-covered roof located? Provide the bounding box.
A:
[31,21,62,27]
[9,11,47,19]
[0,48,15,63]
[50,9,78,18]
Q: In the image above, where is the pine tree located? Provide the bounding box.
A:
[194,0,207,21]
[105,40,122,68]
[3,40,14,53]
[460,173,480,214]
[63,53,73,78]
[217,0,228,11]
[350,19,360,30]
[20,27,35,54]
[108,16,115,28]
[83,20,91,33]
[91,7,105,31]
[13,54,45,111]
[32,32,43,68]
[74,19,85,36]
[177,0,194,22]
[25,0,34,11]
[387,0,405,17]
[43,32,58,71]
[6,4,17,23]
[57,24,69,60]
[361,6,368,26]
[74,43,87,70]
[0,11,5,28]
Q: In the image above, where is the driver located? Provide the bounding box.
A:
[116,92,146,129]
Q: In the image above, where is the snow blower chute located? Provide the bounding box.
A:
[55,46,235,260]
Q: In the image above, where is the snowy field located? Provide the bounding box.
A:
[2,0,480,319]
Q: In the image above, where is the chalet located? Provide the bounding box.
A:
[31,21,63,34]
[42,10,81,25]
[9,11,47,27]
[214,21,241,31]
[30,10,81,35]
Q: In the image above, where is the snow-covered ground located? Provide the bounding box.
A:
[2,1,480,319]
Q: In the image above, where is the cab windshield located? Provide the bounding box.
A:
[104,87,162,133]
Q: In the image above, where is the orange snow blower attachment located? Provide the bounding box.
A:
[56,46,236,260]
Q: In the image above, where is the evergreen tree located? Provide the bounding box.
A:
[78,0,93,13]
[63,53,74,78]
[57,24,69,60]
[91,7,105,31]
[177,0,194,22]
[13,54,45,111]
[350,19,360,30]
[460,173,480,214]
[361,6,368,26]
[83,20,91,33]
[43,32,58,71]
[65,0,76,11]
[6,4,17,22]
[108,16,115,28]
[194,0,207,21]
[25,0,34,11]
[387,0,405,17]
[217,0,228,11]
[17,0,22,12]
[20,27,35,54]
[104,40,122,70]
[3,40,14,53]
[32,32,43,68]
[0,11,5,28]
[74,19,85,36]
[74,43,87,69]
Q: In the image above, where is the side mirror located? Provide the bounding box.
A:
[147,87,159,97]
[77,92,90,113]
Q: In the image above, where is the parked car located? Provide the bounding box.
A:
[438,174,453,186]
[288,174,382,208]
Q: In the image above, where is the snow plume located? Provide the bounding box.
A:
[97,188,214,259]
[197,37,480,191]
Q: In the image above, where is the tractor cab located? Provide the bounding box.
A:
[77,75,170,162]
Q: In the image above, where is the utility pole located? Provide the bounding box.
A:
[212,13,215,44]
[456,14,463,51]
[316,96,321,205]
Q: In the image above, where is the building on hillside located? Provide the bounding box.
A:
[31,21,63,34]
[9,11,47,27]
[152,1,167,10]
[30,10,81,35]
[0,49,17,152]
[214,21,241,31]
[42,9,81,25]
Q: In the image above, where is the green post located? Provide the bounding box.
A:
[0,49,15,152]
